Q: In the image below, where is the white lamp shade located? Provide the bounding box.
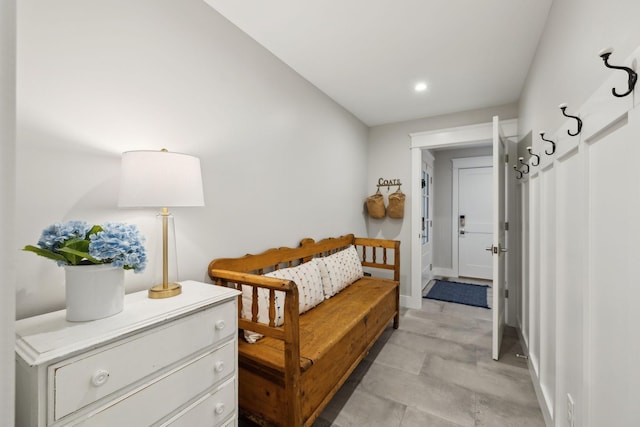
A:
[118,150,205,208]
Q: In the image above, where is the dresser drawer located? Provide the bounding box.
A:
[161,378,236,427]
[72,341,236,426]
[52,301,236,421]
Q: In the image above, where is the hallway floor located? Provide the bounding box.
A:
[312,284,545,427]
[241,281,545,426]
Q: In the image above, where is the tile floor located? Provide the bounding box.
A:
[241,278,545,427]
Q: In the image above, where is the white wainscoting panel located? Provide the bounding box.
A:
[522,45,640,426]
[554,145,587,427]
[586,108,640,426]
[539,165,557,418]
[520,180,530,350]
[528,173,540,378]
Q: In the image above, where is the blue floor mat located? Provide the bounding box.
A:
[423,280,489,309]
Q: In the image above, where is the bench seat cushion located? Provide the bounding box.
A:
[237,276,398,374]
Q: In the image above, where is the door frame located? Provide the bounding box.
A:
[421,151,435,288]
[492,116,507,360]
[407,119,518,310]
[451,155,493,279]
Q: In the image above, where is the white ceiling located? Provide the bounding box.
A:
[203,0,553,126]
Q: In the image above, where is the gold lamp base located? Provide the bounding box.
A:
[148,282,182,299]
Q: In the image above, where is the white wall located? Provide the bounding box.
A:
[16,0,369,319]
[519,0,640,140]
[368,103,517,297]
[0,0,16,423]
[518,1,640,425]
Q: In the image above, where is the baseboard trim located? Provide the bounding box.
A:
[400,295,421,310]
[432,268,456,278]
[421,281,430,293]
[517,328,552,427]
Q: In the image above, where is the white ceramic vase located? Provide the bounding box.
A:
[64,263,125,322]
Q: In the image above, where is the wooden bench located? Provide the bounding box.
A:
[208,234,400,426]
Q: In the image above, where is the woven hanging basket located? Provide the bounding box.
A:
[366,192,386,219]
[388,191,406,219]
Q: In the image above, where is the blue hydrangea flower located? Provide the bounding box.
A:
[35,221,92,266]
[37,220,91,252]
[25,220,146,272]
[89,222,147,273]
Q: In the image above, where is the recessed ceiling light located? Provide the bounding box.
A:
[414,82,428,92]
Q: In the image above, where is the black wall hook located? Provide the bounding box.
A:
[518,157,530,174]
[540,132,556,155]
[527,146,540,166]
[599,48,637,98]
[559,103,583,136]
[513,165,523,179]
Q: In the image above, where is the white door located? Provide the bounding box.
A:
[457,164,493,280]
[421,161,433,283]
[492,116,507,360]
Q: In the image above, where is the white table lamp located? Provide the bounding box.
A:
[119,149,205,299]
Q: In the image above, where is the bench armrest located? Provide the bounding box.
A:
[354,237,401,282]
[209,269,300,340]
[210,268,302,425]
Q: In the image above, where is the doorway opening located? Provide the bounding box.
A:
[422,149,494,306]
[409,119,518,306]
[409,118,519,360]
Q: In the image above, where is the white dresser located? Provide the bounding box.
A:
[15,280,240,427]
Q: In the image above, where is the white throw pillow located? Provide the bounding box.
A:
[317,245,364,298]
[241,259,325,343]
[264,259,325,313]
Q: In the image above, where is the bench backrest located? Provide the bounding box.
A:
[208,234,399,281]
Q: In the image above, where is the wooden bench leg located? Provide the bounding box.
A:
[393,287,400,329]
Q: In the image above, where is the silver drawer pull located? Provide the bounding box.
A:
[91,369,110,387]
[214,320,226,331]
[214,402,225,415]
[214,361,225,373]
